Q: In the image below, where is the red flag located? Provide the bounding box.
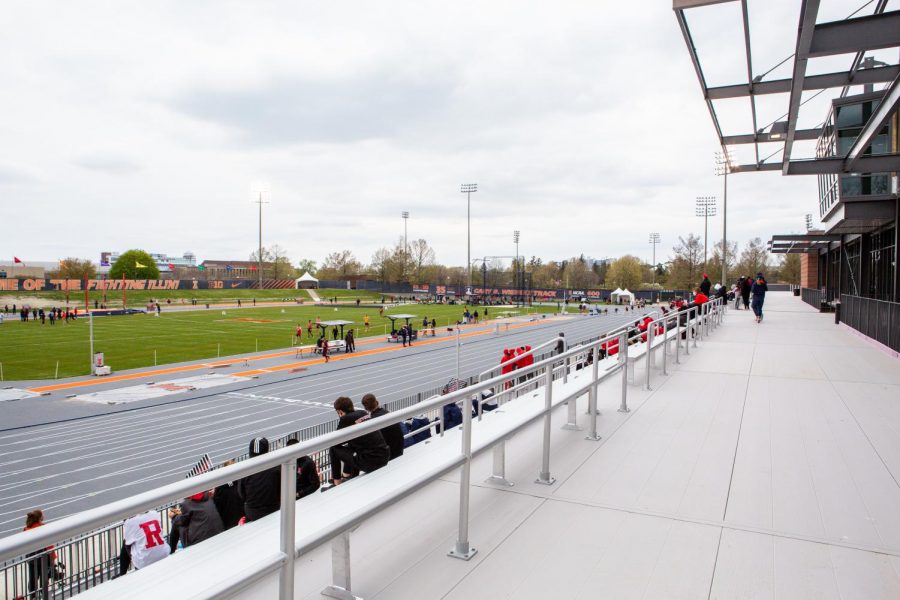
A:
[13,256,23,264]
[168,263,175,270]
[250,265,257,271]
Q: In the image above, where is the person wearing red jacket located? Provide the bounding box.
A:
[500,349,515,389]
[693,287,709,305]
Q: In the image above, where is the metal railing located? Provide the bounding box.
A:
[801,287,824,309]
[0,303,719,600]
[839,294,900,352]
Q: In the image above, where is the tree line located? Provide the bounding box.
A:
[45,235,800,289]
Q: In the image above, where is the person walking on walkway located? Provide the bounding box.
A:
[750,272,768,323]
[740,275,752,310]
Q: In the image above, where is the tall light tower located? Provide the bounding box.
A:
[251,182,270,289]
[513,230,520,306]
[460,183,477,289]
[649,232,660,285]
[696,196,717,271]
[805,213,813,231]
[402,211,410,254]
[715,148,735,285]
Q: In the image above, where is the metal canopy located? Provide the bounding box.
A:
[767,233,838,254]
[673,0,900,175]
[318,320,354,327]
[385,314,418,321]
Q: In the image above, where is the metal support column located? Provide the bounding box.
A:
[449,375,477,560]
[585,353,602,441]
[535,367,556,485]
[618,332,630,413]
[485,440,514,486]
[322,532,360,600]
[279,462,297,600]
[645,324,654,391]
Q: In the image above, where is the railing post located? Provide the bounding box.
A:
[449,371,477,560]
[322,532,360,600]
[645,324,654,391]
[661,318,668,376]
[675,314,681,364]
[535,367,556,485]
[279,461,297,600]
[618,332,630,413]
[585,351,601,441]
[692,308,698,348]
[485,440,514,486]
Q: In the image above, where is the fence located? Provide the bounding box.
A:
[800,287,824,309]
[839,294,900,353]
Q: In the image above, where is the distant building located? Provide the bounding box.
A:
[0,260,58,279]
[101,251,197,274]
[199,260,260,280]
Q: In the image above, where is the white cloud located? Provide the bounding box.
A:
[0,0,826,267]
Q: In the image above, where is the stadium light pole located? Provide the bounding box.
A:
[649,233,660,285]
[460,184,477,290]
[251,182,270,289]
[402,211,409,255]
[805,213,813,231]
[715,148,734,285]
[514,230,520,306]
[695,196,717,271]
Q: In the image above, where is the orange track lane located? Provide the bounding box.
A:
[28,318,555,393]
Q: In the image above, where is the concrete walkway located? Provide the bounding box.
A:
[284,292,900,599]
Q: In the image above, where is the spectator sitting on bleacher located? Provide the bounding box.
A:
[285,438,321,498]
[440,401,463,431]
[693,287,709,305]
[359,393,404,460]
[237,437,281,521]
[329,397,391,485]
[119,510,170,576]
[213,460,244,529]
[170,491,223,550]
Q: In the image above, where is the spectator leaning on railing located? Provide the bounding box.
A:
[213,459,245,529]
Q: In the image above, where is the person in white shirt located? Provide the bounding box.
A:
[118,510,170,576]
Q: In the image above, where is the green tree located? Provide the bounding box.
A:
[605,255,643,290]
[668,234,704,290]
[296,259,317,276]
[50,257,98,280]
[109,249,160,279]
[775,253,801,284]
[736,237,769,279]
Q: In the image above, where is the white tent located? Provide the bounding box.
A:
[295,272,319,289]
[610,288,634,304]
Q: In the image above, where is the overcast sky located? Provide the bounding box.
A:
[2,0,884,269]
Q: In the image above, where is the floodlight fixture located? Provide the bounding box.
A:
[461,183,478,288]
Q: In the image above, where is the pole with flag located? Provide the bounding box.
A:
[13,256,24,265]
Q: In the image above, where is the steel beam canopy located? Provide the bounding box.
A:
[845,72,900,170]
[809,11,900,58]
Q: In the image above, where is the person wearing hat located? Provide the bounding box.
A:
[700,274,712,297]
[237,437,281,522]
[750,272,769,323]
[169,490,224,550]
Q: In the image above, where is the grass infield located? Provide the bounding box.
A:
[0,302,558,380]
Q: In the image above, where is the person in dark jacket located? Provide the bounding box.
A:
[699,274,712,297]
[175,491,224,548]
[285,438,321,498]
[741,276,752,310]
[750,272,769,323]
[213,460,244,529]
[237,437,281,521]
[329,397,390,484]
[360,393,404,460]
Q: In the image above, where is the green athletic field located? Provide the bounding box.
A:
[0,303,557,380]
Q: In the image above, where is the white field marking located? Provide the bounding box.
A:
[0,406,330,509]
[69,373,249,405]
[0,389,39,402]
[223,392,332,409]
[0,394,245,443]
[0,419,322,533]
[0,397,277,463]
[0,401,327,485]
